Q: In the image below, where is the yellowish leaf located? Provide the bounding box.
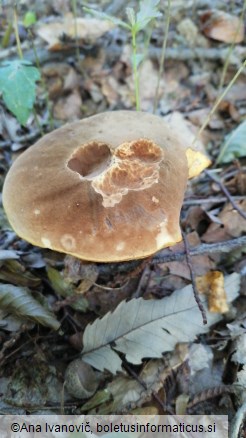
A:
[186,148,211,178]
[196,271,229,313]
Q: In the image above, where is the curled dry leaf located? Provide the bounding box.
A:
[53,90,82,121]
[0,250,20,261]
[81,351,186,414]
[164,112,211,178]
[0,284,60,330]
[37,14,114,50]
[199,9,244,44]
[202,200,246,242]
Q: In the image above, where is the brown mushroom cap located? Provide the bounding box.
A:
[3,111,190,262]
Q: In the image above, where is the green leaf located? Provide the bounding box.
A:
[217,119,246,163]
[0,284,60,330]
[136,0,162,31]
[23,11,37,27]
[47,266,88,312]
[47,266,74,298]
[126,7,136,27]
[0,60,40,125]
[133,53,144,68]
[83,7,130,30]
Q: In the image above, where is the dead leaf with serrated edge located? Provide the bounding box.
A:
[82,273,239,374]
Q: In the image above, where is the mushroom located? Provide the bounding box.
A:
[2,111,210,262]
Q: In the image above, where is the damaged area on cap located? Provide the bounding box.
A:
[67,139,164,208]
[67,141,112,179]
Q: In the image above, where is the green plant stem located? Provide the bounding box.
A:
[71,0,80,63]
[143,19,154,60]
[28,30,54,130]
[153,0,171,113]
[13,6,23,59]
[1,21,13,48]
[131,28,140,111]
[192,59,246,148]
[219,0,246,91]
[33,109,44,136]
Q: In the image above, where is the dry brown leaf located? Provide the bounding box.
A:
[37,14,114,50]
[203,200,246,242]
[200,9,244,43]
[164,112,211,177]
[63,68,80,92]
[196,271,229,313]
[139,60,160,111]
[185,207,208,230]
[187,108,219,128]
[101,76,119,106]
[220,200,246,236]
[177,18,208,48]
[83,350,187,414]
[226,83,246,103]
[53,90,82,121]
[42,63,79,99]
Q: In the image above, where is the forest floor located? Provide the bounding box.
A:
[0,1,246,436]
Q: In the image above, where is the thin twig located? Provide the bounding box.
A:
[191,59,246,147]
[2,41,246,66]
[123,361,173,414]
[205,170,246,221]
[152,236,246,264]
[182,231,207,325]
[132,265,151,298]
[187,385,232,410]
[219,0,246,91]
[183,196,246,206]
[71,0,80,63]
[153,0,171,113]
[13,4,23,59]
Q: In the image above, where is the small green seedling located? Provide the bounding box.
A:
[23,11,37,28]
[0,5,40,126]
[84,0,161,110]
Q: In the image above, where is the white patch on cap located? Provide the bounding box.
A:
[116,241,125,251]
[155,221,175,249]
[60,234,76,251]
[41,237,51,247]
[34,209,40,215]
[152,196,159,204]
